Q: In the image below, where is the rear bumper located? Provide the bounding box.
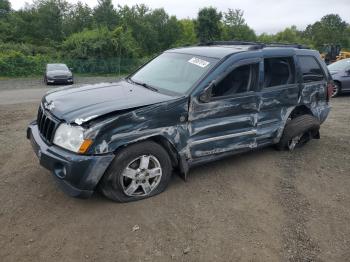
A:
[27,122,114,198]
[313,102,331,124]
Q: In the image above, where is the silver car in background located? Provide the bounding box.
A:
[44,63,74,85]
[328,59,350,97]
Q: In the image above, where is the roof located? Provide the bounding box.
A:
[167,42,312,59]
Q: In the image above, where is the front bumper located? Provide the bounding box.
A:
[47,78,73,84]
[27,122,114,198]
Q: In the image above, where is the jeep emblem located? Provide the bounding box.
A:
[44,101,55,111]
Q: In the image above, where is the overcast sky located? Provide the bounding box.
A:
[9,0,350,34]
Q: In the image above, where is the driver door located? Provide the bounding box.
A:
[187,58,262,159]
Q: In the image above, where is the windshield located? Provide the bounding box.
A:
[47,64,69,71]
[131,52,218,94]
[328,59,350,71]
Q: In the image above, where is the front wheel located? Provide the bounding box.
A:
[331,82,341,97]
[99,141,172,202]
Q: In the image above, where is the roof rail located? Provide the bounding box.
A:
[264,42,309,49]
[198,41,264,50]
[198,40,309,50]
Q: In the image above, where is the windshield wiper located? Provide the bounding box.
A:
[127,77,159,92]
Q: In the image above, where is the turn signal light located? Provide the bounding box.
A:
[78,139,93,154]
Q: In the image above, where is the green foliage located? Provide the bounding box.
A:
[93,0,119,30]
[195,7,222,42]
[258,26,312,46]
[304,14,349,49]
[61,27,142,74]
[0,0,11,18]
[62,26,139,59]
[0,50,50,76]
[0,0,349,77]
[222,9,256,41]
[176,19,198,46]
[63,2,93,36]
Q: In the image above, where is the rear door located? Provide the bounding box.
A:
[188,57,261,159]
[297,55,328,101]
[257,55,299,146]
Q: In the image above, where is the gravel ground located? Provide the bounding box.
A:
[0,78,349,261]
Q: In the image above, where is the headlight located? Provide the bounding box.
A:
[53,123,93,153]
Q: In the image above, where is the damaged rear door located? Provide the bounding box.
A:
[187,57,261,159]
[256,53,299,145]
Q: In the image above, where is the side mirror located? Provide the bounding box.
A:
[199,81,215,103]
[69,68,73,71]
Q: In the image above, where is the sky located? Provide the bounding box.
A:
[9,0,350,34]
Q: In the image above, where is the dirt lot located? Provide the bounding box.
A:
[0,78,349,261]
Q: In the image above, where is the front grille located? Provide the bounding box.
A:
[54,75,68,79]
[37,106,59,143]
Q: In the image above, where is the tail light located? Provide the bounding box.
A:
[326,81,334,102]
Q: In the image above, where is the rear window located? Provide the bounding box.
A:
[264,57,296,88]
[298,56,325,83]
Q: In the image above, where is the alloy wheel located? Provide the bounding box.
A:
[120,155,162,197]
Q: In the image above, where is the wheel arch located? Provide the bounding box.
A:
[333,80,342,90]
[289,105,314,119]
[111,134,188,179]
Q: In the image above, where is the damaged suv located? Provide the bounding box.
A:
[27,42,332,202]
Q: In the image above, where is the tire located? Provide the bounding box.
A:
[99,141,172,202]
[276,114,320,151]
[331,82,341,98]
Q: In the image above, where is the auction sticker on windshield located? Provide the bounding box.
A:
[188,57,210,68]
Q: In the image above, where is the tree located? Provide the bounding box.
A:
[7,0,69,45]
[147,8,181,50]
[62,26,139,59]
[176,19,197,46]
[257,33,276,43]
[195,7,222,42]
[0,0,12,41]
[0,0,11,18]
[118,4,156,54]
[93,0,119,30]
[63,2,93,36]
[304,14,349,49]
[275,25,311,44]
[118,4,179,55]
[224,9,245,28]
[222,9,256,41]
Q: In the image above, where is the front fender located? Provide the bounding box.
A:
[87,97,190,156]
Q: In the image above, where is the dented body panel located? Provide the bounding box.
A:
[27,45,331,197]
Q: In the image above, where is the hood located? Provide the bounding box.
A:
[42,80,178,124]
[47,70,71,77]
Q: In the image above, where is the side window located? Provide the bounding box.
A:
[264,57,295,88]
[298,56,325,83]
[212,63,259,97]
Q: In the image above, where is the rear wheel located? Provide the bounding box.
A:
[277,114,320,151]
[99,141,172,202]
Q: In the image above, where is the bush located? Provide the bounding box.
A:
[64,57,148,75]
[0,51,50,77]
[0,50,149,77]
